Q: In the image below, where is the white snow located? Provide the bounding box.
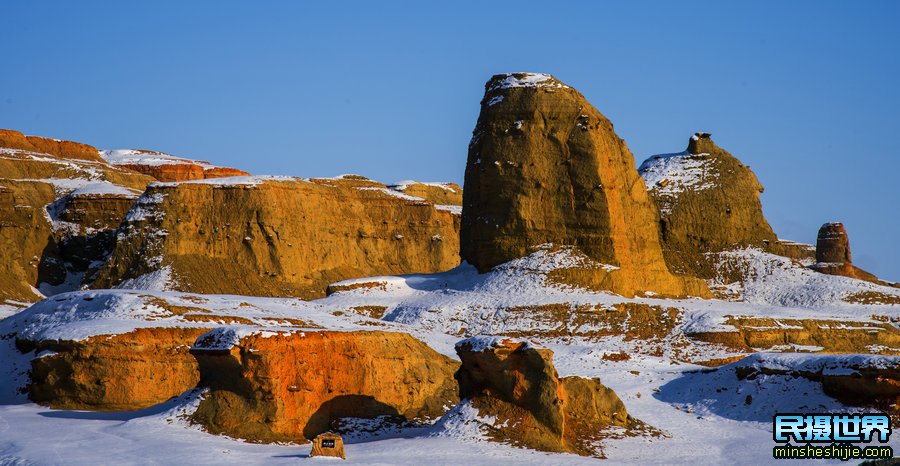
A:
[487,73,570,92]
[638,151,716,215]
[388,180,458,193]
[152,175,301,188]
[100,149,221,169]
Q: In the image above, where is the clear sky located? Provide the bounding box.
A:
[2,1,898,280]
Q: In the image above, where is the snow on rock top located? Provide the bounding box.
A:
[356,186,426,201]
[638,151,717,198]
[68,181,140,198]
[486,73,570,92]
[100,149,221,169]
[152,175,303,188]
[0,290,329,343]
[389,181,459,193]
[731,352,900,376]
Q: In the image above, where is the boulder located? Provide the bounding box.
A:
[638,133,784,277]
[460,73,707,298]
[95,176,461,298]
[811,222,886,284]
[455,336,628,456]
[191,329,459,443]
[100,149,249,182]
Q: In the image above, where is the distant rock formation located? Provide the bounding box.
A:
[100,149,249,182]
[638,133,791,278]
[460,73,708,298]
[455,336,629,456]
[192,330,459,442]
[95,175,461,298]
[0,129,102,162]
[0,129,155,304]
[811,222,887,284]
[387,181,463,207]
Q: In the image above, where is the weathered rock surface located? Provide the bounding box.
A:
[191,330,459,442]
[0,130,155,302]
[0,129,103,162]
[811,222,887,284]
[20,327,210,410]
[460,73,707,298]
[2,289,326,410]
[455,336,628,456]
[388,181,463,206]
[638,133,787,278]
[100,149,249,182]
[95,176,461,298]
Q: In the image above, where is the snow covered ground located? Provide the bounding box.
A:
[1,247,899,465]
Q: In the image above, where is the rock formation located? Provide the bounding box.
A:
[638,132,790,278]
[95,176,461,298]
[455,336,628,456]
[22,327,209,410]
[0,130,155,303]
[732,353,900,407]
[811,222,885,284]
[100,149,249,182]
[387,181,463,206]
[191,330,459,442]
[460,73,707,298]
[0,129,103,162]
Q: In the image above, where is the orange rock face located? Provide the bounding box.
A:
[116,162,249,182]
[96,177,461,298]
[22,327,210,411]
[100,149,250,182]
[455,337,628,456]
[460,73,707,298]
[0,129,102,162]
[191,330,459,442]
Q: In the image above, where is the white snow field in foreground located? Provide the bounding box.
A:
[1,247,899,465]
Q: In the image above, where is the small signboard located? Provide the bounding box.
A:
[310,432,345,460]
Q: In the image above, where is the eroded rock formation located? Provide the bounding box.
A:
[811,222,886,284]
[455,336,628,456]
[21,327,210,410]
[100,149,249,182]
[0,129,103,162]
[638,133,791,278]
[191,330,459,442]
[0,130,155,302]
[95,176,461,298]
[460,73,707,298]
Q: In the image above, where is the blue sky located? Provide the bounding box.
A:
[2,1,898,280]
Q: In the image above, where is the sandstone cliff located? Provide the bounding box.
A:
[460,73,707,298]
[95,176,461,298]
[638,133,786,278]
[0,130,155,304]
[455,336,629,456]
[100,149,249,182]
[191,329,459,442]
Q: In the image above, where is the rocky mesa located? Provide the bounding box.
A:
[94,175,461,298]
